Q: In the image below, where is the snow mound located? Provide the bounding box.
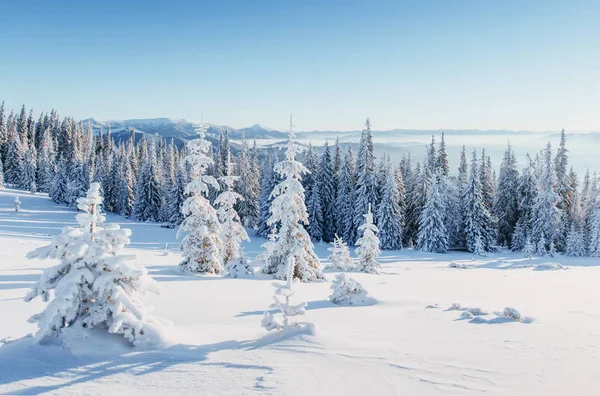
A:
[497,307,534,323]
[533,262,568,271]
[329,274,376,306]
[448,262,471,269]
[449,302,461,311]
[461,311,474,319]
[465,307,488,316]
[425,304,440,309]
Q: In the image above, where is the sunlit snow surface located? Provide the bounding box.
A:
[1,188,599,395]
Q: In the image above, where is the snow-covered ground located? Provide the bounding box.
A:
[1,188,599,395]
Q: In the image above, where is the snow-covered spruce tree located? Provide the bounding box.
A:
[177,120,223,274]
[22,137,37,193]
[319,141,336,243]
[25,183,165,346]
[215,153,253,277]
[238,133,260,228]
[511,157,538,251]
[523,235,535,258]
[50,156,69,204]
[0,157,4,188]
[404,160,428,247]
[167,163,187,225]
[530,143,561,255]
[306,174,324,242]
[116,157,135,217]
[436,131,449,177]
[377,156,403,250]
[0,101,6,164]
[417,170,449,253]
[36,125,56,193]
[565,223,586,257]
[13,196,21,212]
[588,198,600,257]
[464,150,496,254]
[261,257,311,332]
[356,204,381,274]
[336,145,356,245]
[332,138,343,234]
[353,118,379,243]
[554,129,572,249]
[329,273,374,306]
[261,116,324,282]
[257,152,278,238]
[4,111,24,186]
[479,149,495,212]
[325,234,354,271]
[133,143,163,222]
[494,144,520,248]
[304,143,323,241]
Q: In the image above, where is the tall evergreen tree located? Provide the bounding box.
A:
[531,143,561,255]
[262,116,324,282]
[319,141,336,242]
[133,143,163,222]
[494,144,519,248]
[337,145,356,245]
[377,156,403,250]
[417,170,449,253]
[257,152,278,238]
[436,131,449,177]
[178,121,222,274]
[464,150,496,253]
[353,118,378,243]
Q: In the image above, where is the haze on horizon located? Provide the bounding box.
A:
[1,0,598,132]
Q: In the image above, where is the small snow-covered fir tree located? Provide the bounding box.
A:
[523,235,535,258]
[13,196,21,212]
[261,257,312,332]
[25,183,165,346]
[177,119,223,274]
[355,204,381,274]
[325,234,353,271]
[329,273,374,306]
[262,116,324,282]
[215,152,253,278]
[417,171,449,253]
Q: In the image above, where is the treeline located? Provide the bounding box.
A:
[1,101,599,257]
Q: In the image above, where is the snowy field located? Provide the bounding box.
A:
[1,188,600,395]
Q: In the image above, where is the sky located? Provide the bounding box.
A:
[0,0,599,132]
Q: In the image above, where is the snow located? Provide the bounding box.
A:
[2,187,600,395]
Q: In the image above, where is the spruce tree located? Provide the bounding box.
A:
[356,204,381,274]
[494,144,519,248]
[417,170,448,253]
[530,143,561,255]
[337,145,356,245]
[319,141,336,242]
[257,152,277,238]
[377,156,403,250]
[133,144,163,222]
[353,118,378,243]
[215,152,251,275]
[261,116,324,282]
[178,121,223,274]
[167,163,187,225]
[25,183,164,346]
[511,157,538,251]
[464,150,496,253]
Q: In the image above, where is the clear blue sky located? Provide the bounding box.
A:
[1,0,598,132]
